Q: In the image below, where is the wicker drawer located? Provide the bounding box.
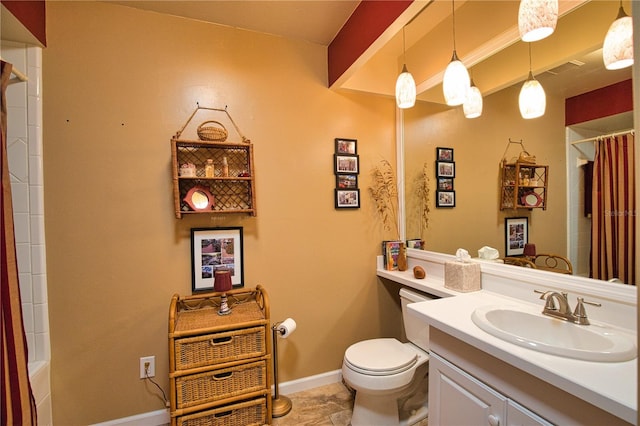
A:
[176,397,267,426]
[176,360,267,409]
[175,326,266,371]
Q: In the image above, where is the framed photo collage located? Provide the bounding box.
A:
[436,147,455,208]
[334,138,360,209]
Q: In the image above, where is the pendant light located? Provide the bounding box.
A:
[518,0,558,42]
[463,77,483,119]
[519,44,546,119]
[442,0,470,106]
[396,26,416,109]
[603,0,634,70]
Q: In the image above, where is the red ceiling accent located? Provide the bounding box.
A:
[1,0,47,46]
[328,0,413,87]
[565,79,633,126]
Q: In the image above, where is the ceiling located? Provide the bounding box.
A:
[65,1,626,111]
[107,0,360,46]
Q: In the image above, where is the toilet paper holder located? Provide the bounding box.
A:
[272,318,296,418]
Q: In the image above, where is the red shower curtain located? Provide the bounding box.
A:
[591,133,636,285]
[0,60,37,425]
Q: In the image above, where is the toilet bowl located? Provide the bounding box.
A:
[342,288,435,426]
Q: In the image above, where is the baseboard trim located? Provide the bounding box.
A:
[276,369,342,395]
[91,408,170,426]
[93,370,342,426]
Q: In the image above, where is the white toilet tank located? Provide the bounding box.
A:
[400,288,437,352]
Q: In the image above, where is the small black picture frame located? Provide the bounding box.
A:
[437,147,454,162]
[436,161,455,178]
[335,138,357,155]
[437,177,454,191]
[190,227,244,293]
[505,217,528,256]
[436,190,456,208]
[335,189,360,208]
[334,154,359,174]
[336,174,358,189]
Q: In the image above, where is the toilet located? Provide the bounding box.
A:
[342,288,435,426]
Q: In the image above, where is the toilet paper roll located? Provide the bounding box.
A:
[277,318,297,338]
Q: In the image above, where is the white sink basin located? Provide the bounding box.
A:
[471,306,637,362]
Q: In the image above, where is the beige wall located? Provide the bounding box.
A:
[43,3,402,424]
[404,86,567,257]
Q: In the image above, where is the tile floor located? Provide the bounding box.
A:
[271,382,428,426]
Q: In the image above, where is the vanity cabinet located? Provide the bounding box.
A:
[429,328,632,425]
[171,138,256,218]
[500,162,548,210]
[429,353,551,426]
[168,287,272,426]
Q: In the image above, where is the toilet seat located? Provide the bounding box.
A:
[344,338,417,376]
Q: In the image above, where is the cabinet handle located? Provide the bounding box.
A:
[210,336,233,346]
[488,414,500,426]
[214,410,233,418]
[212,371,233,381]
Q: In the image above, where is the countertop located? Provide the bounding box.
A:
[407,289,637,424]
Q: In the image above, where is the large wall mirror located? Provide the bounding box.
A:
[396,1,636,285]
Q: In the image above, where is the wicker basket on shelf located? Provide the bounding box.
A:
[197,120,228,142]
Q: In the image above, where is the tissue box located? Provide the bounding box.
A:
[444,261,481,292]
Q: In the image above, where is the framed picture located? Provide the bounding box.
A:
[437,147,454,162]
[335,189,360,208]
[505,217,528,256]
[436,190,456,208]
[336,174,358,189]
[191,227,244,292]
[437,177,454,191]
[334,154,359,174]
[406,238,425,249]
[335,138,357,155]
[436,161,455,178]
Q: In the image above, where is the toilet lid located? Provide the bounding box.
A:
[344,338,418,376]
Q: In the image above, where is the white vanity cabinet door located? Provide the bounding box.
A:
[430,352,553,426]
[507,400,553,426]
[429,353,507,425]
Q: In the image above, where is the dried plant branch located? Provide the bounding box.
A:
[413,163,431,239]
[368,159,400,240]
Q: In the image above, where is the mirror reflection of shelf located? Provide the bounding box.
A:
[500,163,548,210]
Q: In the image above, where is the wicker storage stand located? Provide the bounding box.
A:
[169,286,272,425]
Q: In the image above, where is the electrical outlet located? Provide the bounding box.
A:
[140,356,155,379]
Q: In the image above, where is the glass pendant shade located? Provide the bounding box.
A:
[443,51,470,106]
[519,72,546,119]
[603,5,634,70]
[518,0,558,42]
[463,81,483,119]
[396,64,416,109]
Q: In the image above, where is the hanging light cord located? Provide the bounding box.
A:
[402,26,407,64]
[451,0,457,52]
[617,0,627,19]
[527,43,534,78]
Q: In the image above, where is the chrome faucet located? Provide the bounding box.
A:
[534,290,601,325]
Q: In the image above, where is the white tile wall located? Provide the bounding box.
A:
[2,41,52,424]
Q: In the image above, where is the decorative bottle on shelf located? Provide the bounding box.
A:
[222,157,229,177]
[205,159,215,177]
[397,243,408,271]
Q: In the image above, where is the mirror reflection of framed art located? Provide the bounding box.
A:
[436,191,455,208]
[436,161,455,178]
[505,217,528,256]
